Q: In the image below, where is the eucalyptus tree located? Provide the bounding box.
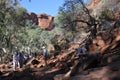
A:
[55,0,99,42]
[0,0,28,51]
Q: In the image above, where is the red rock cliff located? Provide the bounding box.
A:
[37,13,55,30]
[27,12,55,30]
[87,0,101,9]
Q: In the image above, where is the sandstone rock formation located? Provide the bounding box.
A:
[37,13,55,30]
[87,0,101,9]
[27,12,55,30]
[87,0,120,16]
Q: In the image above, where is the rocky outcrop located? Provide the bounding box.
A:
[37,13,55,30]
[88,27,120,54]
[87,0,120,16]
[26,12,55,30]
[87,0,101,9]
[1,27,120,80]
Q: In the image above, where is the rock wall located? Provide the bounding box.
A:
[87,0,120,16]
[27,12,55,30]
[37,13,55,30]
[88,27,120,54]
[87,0,101,9]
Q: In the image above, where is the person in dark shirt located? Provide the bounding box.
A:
[42,46,48,66]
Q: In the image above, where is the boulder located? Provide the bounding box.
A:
[31,59,40,65]
[26,58,40,66]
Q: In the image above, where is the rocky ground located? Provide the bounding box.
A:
[0,27,120,80]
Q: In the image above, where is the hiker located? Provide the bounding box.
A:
[23,53,29,64]
[17,52,25,68]
[77,45,87,60]
[13,49,25,70]
[42,46,48,66]
[13,50,19,71]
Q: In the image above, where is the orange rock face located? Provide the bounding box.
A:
[87,0,101,9]
[37,13,55,30]
[27,12,55,30]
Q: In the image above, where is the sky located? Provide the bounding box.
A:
[19,0,65,16]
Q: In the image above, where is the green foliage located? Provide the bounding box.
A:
[0,0,28,51]
[57,0,81,32]
[0,0,91,55]
[24,25,62,52]
[53,0,90,46]
[0,0,63,52]
[99,8,114,19]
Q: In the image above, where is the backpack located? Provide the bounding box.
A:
[18,53,24,61]
[80,49,83,53]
